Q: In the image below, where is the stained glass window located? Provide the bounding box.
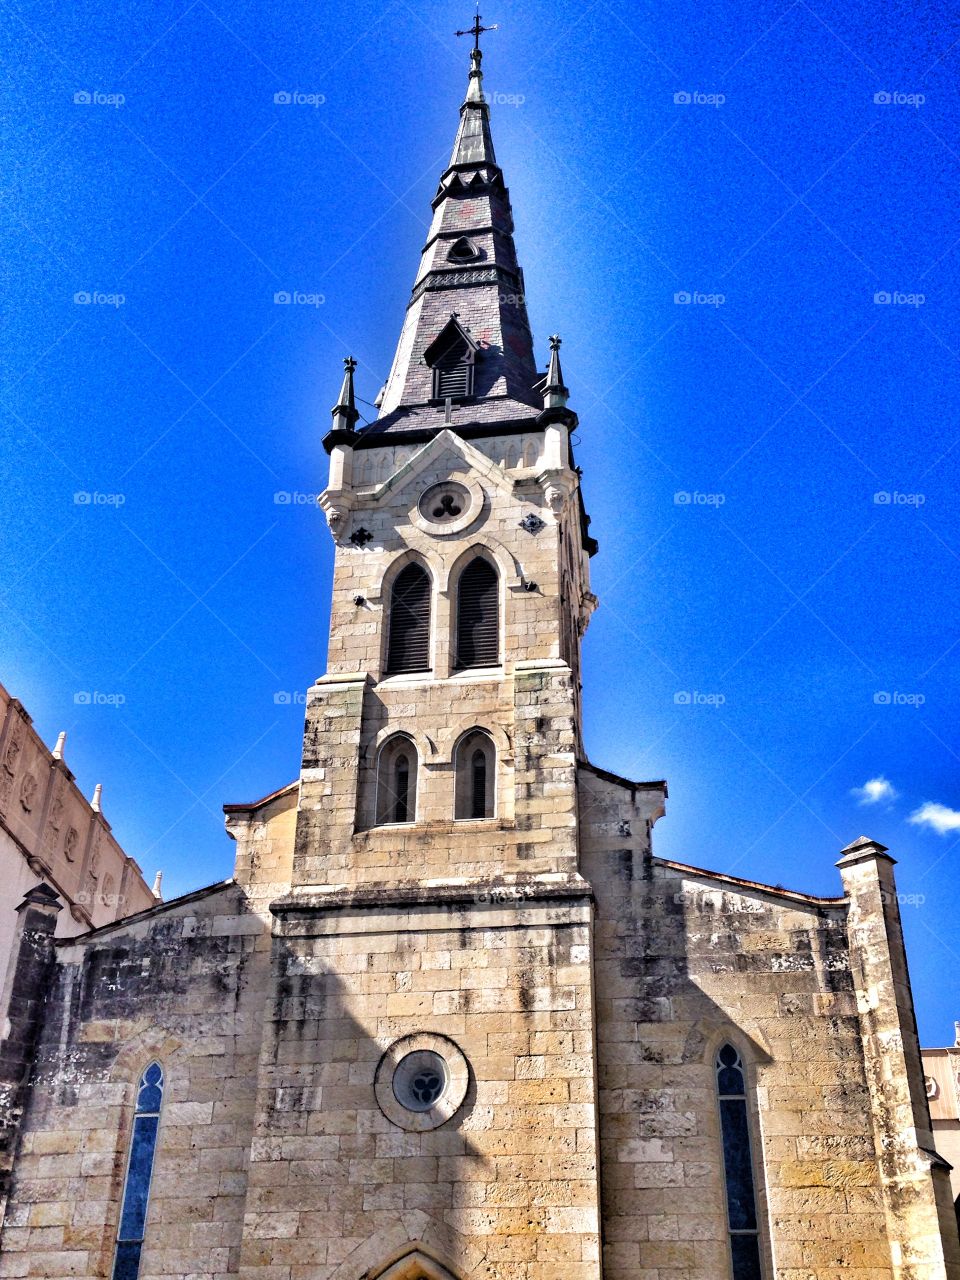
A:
[112,1062,163,1280]
[716,1043,764,1280]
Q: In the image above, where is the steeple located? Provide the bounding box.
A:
[368,29,541,435]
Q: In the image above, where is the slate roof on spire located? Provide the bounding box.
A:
[364,41,543,437]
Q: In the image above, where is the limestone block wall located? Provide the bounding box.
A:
[291,660,579,891]
[577,765,892,1280]
[238,894,601,1280]
[322,431,585,683]
[225,783,298,902]
[0,883,270,1280]
[579,764,960,1280]
[350,437,545,491]
[838,845,960,1279]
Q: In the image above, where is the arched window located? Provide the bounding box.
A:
[112,1062,164,1280]
[716,1043,764,1280]
[376,736,418,825]
[456,557,499,668]
[454,730,496,819]
[386,563,431,673]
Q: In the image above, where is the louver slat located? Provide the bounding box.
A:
[456,559,499,668]
[387,565,431,672]
[436,363,471,398]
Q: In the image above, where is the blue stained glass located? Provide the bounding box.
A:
[730,1233,763,1280]
[117,1114,159,1239]
[717,1042,745,1096]
[717,1063,745,1095]
[112,1064,163,1280]
[716,1044,764,1279]
[719,1098,758,1230]
[137,1077,162,1113]
[112,1241,143,1280]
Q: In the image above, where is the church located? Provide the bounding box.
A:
[1,30,958,1280]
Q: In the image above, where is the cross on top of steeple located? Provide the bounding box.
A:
[455,9,498,53]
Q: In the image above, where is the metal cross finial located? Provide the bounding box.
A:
[343,356,357,373]
[455,10,498,52]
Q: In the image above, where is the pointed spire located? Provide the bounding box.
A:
[449,46,496,168]
[91,783,102,813]
[542,335,569,409]
[369,24,540,434]
[465,47,485,104]
[537,334,578,431]
[151,870,163,900]
[53,731,66,760]
[330,357,359,434]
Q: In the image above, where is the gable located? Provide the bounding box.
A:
[366,428,518,507]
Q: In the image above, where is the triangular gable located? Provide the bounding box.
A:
[369,428,515,505]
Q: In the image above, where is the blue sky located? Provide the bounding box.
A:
[3,0,959,1042]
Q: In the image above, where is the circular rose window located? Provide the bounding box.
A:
[393,1050,448,1111]
[410,479,484,537]
[418,482,470,524]
[375,1033,470,1131]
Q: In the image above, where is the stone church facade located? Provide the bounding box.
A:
[1,40,959,1280]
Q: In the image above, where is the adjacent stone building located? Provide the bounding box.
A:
[0,682,156,952]
[0,682,156,1237]
[923,1029,960,1223]
[1,38,958,1280]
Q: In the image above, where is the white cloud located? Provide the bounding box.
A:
[908,802,960,836]
[851,776,898,806]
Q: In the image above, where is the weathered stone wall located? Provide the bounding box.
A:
[237,893,601,1280]
[838,843,960,1279]
[579,764,960,1280]
[323,429,585,684]
[0,883,270,1280]
[350,436,545,491]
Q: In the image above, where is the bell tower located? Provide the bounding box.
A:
[247,30,605,1280]
[298,36,598,886]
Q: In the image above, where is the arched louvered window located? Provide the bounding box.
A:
[376,736,418,825]
[454,729,496,819]
[112,1062,164,1280]
[716,1043,765,1280]
[456,557,499,668]
[386,563,431,673]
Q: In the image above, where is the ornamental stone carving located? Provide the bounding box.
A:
[19,772,38,813]
[0,733,21,814]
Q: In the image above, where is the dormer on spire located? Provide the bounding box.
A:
[424,315,479,403]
